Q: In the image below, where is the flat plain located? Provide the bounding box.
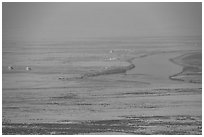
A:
[2,36,202,135]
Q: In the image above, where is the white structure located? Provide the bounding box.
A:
[8,66,14,70]
[110,50,114,53]
[105,57,117,61]
[58,77,65,80]
[26,66,31,71]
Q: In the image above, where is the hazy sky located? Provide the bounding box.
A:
[2,2,202,41]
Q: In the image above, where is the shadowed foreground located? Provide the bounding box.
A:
[3,115,202,135]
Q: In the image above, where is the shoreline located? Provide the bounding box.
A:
[81,64,135,79]
[169,52,202,83]
[60,59,136,80]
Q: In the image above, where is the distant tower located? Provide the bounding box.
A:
[8,66,14,70]
[26,66,31,71]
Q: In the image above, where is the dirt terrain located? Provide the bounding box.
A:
[2,36,202,135]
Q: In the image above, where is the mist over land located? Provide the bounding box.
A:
[2,3,202,135]
[3,3,201,41]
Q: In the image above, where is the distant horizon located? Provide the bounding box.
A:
[2,34,202,42]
